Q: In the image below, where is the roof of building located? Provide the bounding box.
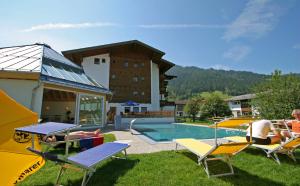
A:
[164,74,177,80]
[175,100,188,105]
[62,40,165,56]
[61,40,175,72]
[0,43,111,94]
[225,93,256,101]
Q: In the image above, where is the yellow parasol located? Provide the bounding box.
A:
[0,90,45,185]
[211,118,255,128]
[209,117,257,145]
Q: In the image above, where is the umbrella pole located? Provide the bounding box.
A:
[31,133,35,149]
[250,122,253,143]
[215,121,217,146]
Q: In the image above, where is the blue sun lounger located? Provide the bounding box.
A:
[16,122,130,186]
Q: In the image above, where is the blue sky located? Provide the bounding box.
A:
[0,0,299,74]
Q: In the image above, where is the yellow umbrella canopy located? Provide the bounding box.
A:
[0,90,45,185]
[210,118,256,128]
[209,118,257,145]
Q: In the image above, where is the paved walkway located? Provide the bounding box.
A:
[106,129,225,154]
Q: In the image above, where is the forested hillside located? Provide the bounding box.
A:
[167,65,268,100]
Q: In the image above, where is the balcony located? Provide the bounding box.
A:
[160,100,175,107]
[241,107,252,112]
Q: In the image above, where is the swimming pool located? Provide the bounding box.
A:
[133,123,245,142]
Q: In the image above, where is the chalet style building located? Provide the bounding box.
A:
[226,94,257,117]
[62,40,175,119]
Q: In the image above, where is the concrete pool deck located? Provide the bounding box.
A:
[106,129,227,154]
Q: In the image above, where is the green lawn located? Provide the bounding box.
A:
[19,134,300,186]
[175,117,215,125]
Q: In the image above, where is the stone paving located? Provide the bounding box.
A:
[105,129,226,154]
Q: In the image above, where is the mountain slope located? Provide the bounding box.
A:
[167,66,268,99]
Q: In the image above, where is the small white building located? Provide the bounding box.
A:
[174,100,188,117]
[226,94,257,117]
[0,43,111,127]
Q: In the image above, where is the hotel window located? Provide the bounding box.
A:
[124,61,129,67]
[124,107,130,113]
[133,76,138,82]
[141,107,147,112]
[141,91,145,96]
[140,63,145,67]
[94,58,100,64]
[133,107,139,112]
[111,89,116,95]
[133,91,138,96]
[140,76,145,81]
[102,58,106,63]
[233,101,240,105]
[111,74,116,79]
[133,63,138,68]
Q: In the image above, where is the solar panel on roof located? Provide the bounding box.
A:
[43,47,80,69]
[42,63,63,78]
[55,65,77,82]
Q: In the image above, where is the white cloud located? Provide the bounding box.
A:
[223,45,251,61]
[293,44,300,49]
[22,22,119,32]
[138,24,227,29]
[223,0,282,41]
[211,64,230,71]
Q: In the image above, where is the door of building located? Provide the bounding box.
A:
[108,107,116,124]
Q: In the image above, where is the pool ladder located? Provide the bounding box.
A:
[130,119,137,134]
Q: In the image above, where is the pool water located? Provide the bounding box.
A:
[133,123,245,142]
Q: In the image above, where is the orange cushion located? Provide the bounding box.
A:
[292,120,300,133]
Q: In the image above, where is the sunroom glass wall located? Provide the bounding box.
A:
[79,95,103,126]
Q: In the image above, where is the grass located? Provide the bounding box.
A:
[19,134,300,186]
[183,119,214,126]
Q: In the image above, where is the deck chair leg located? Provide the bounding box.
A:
[124,149,127,159]
[81,170,88,186]
[225,156,234,176]
[288,151,297,162]
[203,158,210,178]
[203,156,234,178]
[55,166,65,185]
[112,149,128,160]
[81,170,94,186]
[197,157,201,165]
[271,153,281,165]
[175,143,178,151]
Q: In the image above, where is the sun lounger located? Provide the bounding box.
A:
[18,122,104,151]
[174,138,249,177]
[16,122,130,186]
[225,136,300,164]
[28,142,129,186]
[16,122,78,155]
